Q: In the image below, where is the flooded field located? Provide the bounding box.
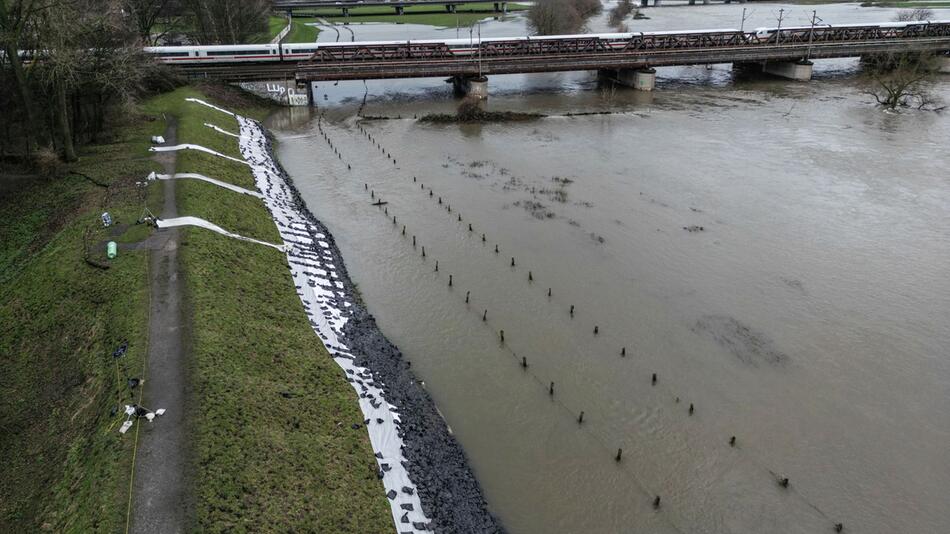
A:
[268,4,950,533]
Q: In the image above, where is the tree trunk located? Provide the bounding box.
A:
[3,42,38,151]
[55,80,77,162]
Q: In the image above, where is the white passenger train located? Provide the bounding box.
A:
[143,21,947,63]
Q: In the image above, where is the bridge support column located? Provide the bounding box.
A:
[936,54,950,73]
[445,4,456,12]
[612,68,656,91]
[453,75,489,99]
[395,6,404,15]
[763,59,813,81]
[342,7,349,17]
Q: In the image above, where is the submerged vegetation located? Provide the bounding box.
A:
[420,100,545,123]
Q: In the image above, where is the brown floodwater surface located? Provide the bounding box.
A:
[268,5,950,533]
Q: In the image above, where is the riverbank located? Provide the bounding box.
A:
[245,109,506,533]
[142,87,397,532]
[0,85,394,532]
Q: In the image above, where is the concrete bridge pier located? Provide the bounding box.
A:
[605,68,656,91]
[763,59,814,81]
[937,53,950,73]
[445,4,456,12]
[453,75,489,99]
[493,2,508,12]
[342,7,349,16]
[395,5,404,15]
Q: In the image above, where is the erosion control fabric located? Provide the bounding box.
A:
[188,98,432,532]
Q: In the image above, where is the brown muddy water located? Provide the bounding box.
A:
[268,5,950,533]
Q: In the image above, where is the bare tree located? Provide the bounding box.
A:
[864,52,942,111]
[0,0,48,152]
[122,0,182,45]
[609,0,637,30]
[527,0,602,36]
[893,8,933,22]
[182,0,269,44]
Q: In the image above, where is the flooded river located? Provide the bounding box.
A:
[269,3,950,533]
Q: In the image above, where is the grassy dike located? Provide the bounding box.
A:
[1,86,391,532]
[0,103,163,530]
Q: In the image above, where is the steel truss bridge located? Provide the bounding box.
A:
[172,22,950,83]
[273,0,511,14]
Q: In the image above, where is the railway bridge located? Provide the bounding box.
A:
[169,22,950,101]
[273,0,747,16]
[273,0,514,17]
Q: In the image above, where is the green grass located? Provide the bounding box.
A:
[146,87,392,532]
[253,15,321,43]
[300,2,529,28]
[286,18,321,42]
[1,85,391,533]
[0,103,162,531]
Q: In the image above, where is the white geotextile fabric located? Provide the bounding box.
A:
[149,143,250,166]
[186,98,432,533]
[153,172,263,198]
[204,122,242,138]
[155,216,284,251]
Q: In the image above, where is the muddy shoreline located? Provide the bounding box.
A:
[261,124,506,534]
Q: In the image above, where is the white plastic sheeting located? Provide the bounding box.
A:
[156,216,284,251]
[185,97,234,116]
[149,143,250,166]
[151,172,263,198]
[187,98,433,533]
[204,122,242,138]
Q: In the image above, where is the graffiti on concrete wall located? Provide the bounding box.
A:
[237,80,310,107]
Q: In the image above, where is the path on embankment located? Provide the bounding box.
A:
[131,117,190,533]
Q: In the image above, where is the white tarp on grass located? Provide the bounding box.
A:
[187,98,433,533]
[149,143,250,166]
[156,216,284,251]
[204,122,242,138]
[151,172,263,198]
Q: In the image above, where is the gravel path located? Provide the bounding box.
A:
[132,117,191,533]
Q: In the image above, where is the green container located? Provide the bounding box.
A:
[107,241,117,259]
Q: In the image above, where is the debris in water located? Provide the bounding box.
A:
[693,315,789,367]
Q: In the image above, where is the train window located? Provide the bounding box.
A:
[158,51,190,57]
[206,49,264,56]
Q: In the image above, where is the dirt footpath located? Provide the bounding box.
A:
[132,117,190,533]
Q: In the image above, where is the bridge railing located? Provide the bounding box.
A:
[297,22,950,64]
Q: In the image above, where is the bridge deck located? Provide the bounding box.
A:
[169,23,950,82]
